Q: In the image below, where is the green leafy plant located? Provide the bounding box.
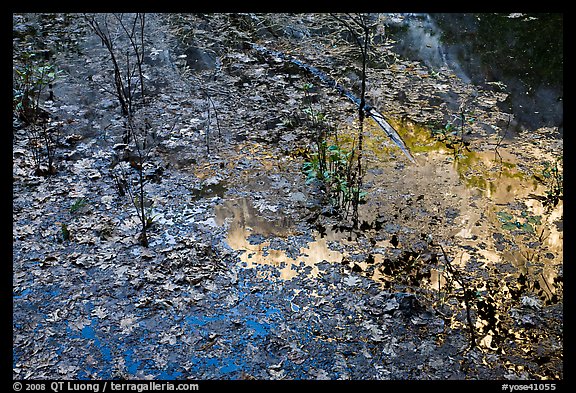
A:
[329,13,375,225]
[431,105,474,157]
[432,119,467,151]
[496,210,541,234]
[54,222,71,242]
[299,78,366,220]
[431,121,457,142]
[69,197,89,215]
[537,158,563,210]
[13,52,63,176]
[13,52,60,124]
[303,138,365,215]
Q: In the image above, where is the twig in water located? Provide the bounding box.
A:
[437,243,477,350]
[495,113,512,160]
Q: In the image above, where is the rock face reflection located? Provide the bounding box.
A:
[215,198,343,280]
[215,117,562,309]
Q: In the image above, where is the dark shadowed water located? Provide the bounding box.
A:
[385,13,563,135]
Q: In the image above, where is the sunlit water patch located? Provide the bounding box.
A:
[215,115,562,310]
[215,198,343,280]
[366,117,562,301]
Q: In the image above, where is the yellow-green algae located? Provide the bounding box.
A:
[333,115,537,198]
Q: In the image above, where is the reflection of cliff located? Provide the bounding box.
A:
[215,198,343,280]
[447,149,563,303]
[452,149,541,203]
[432,13,562,87]
[214,197,292,237]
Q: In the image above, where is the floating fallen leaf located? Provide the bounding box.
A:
[343,275,361,287]
[163,282,179,291]
[290,301,300,312]
[88,169,101,180]
[70,317,91,331]
[119,316,138,334]
[91,306,107,319]
[46,309,62,323]
[382,297,399,313]
[58,364,79,376]
[268,369,286,379]
[141,248,156,259]
[311,368,330,380]
[73,254,91,268]
[521,295,541,310]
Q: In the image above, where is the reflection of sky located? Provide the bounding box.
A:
[14,278,289,379]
